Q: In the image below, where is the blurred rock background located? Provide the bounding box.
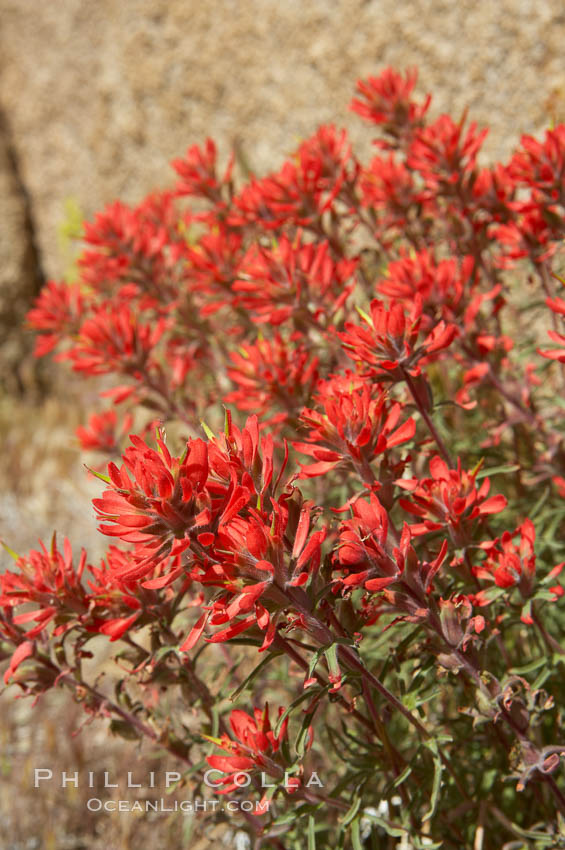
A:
[0,3,564,845]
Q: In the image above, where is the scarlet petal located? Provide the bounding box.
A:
[141,567,183,589]
[4,641,34,684]
[364,576,396,592]
[479,495,508,515]
[99,614,140,641]
[206,615,256,643]
[180,612,209,651]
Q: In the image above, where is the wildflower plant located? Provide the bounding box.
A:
[3,67,565,848]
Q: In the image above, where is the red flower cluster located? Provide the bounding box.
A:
[295,378,414,481]
[206,705,299,795]
[339,295,458,380]
[397,457,507,544]
[13,66,565,840]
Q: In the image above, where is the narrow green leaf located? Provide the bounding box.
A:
[85,465,112,485]
[308,815,316,850]
[355,305,371,323]
[509,656,545,675]
[475,464,520,480]
[350,817,363,850]
[422,740,443,822]
[274,688,322,737]
[200,420,215,440]
[392,764,412,788]
[339,794,361,827]
[296,710,316,758]
[0,540,20,561]
[230,652,280,701]
[324,644,340,682]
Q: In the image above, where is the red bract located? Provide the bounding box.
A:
[172,138,233,206]
[350,67,430,145]
[407,114,488,191]
[93,435,228,575]
[185,225,244,313]
[335,494,399,592]
[475,520,563,614]
[538,296,565,362]
[396,456,507,544]
[339,295,458,380]
[376,249,475,322]
[495,206,560,266]
[0,536,182,649]
[225,334,319,422]
[67,303,169,377]
[186,492,326,650]
[85,547,193,640]
[294,378,415,479]
[206,705,297,795]
[471,164,517,224]
[26,280,85,357]
[507,126,565,204]
[206,412,283,503]
[359,153,418,232]
[3,641,35,685]
[334,495,449,607]
[0,536,89,639]
[76,409,134,453]
[233,233,356,327]
[538,329,565,363]
[93,415,288,585]
[230,125,356,229]
[476,519,537,595]
[80,193,188,296]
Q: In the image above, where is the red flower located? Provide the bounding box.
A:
[407,114,488,191]
[186,491,326,650]
[334,494,449,606]
[538,296,565,362]
[507,125,565,204]
[67,303,169,377]
[76,410,134,453]
[93,435,228,575]
[475,519,563,608]
[85,546,194,640]
[294,377,415,479]
[3,641,35,685]
[185,224,244,314]
[172,138,233,206]
[471,164,517,224]
[376,249,475,323]
[27,280,85,358]
[233,233,356,327]
[359,153,418,232]
[350,68,430,145]
[0,536,89,639]
[339,295,458,380]
[93,415,289,587]
[335,494,399,592]
[230,126,357,229]
[225,334,319,423]
[80,193,188,296]
[396,456,507,544]
[0,535,188,651]
[495,206,559,266]
[206,704,299,795]
[538,329,565,363]
[476,519,537,595]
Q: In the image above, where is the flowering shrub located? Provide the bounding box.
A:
[5,67,565,848]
